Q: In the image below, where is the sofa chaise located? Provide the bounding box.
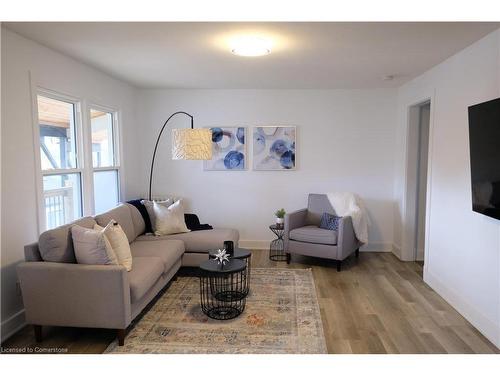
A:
[17,203,239,346]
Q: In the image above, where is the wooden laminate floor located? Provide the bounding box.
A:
[2,251,498,354]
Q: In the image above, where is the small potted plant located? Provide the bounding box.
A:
[275,208,286,228]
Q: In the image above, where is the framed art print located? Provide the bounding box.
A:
[253,126,296,170]
[203,127,246,170]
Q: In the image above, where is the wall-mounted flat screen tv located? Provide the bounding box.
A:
[468,97,500,220]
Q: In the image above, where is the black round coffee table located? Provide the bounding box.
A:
[199,259,247,320]
[208,248,251,297]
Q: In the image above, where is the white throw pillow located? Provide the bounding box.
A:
[141,199,173,232]
[153,200,190,236]
[72,224,118,266]
[95,221,133,271]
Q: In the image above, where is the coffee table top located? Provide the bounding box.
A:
[199,258,246,274]
[208,248,251,260]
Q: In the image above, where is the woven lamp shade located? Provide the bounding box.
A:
[171,128,212,160]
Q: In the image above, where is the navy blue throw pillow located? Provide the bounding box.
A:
[319,212,341,231]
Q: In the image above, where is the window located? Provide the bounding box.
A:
[37,95,83,229]
[90,109,120,214]
[35,91,121,231]
[43,174,82,229]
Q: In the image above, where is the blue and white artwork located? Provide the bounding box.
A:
[204,127,246,170]
[253,126,296,170]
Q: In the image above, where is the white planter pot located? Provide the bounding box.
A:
[276,217,284,225]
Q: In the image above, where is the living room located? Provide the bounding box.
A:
[1,0,500,372]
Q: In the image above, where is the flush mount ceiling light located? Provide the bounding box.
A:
[230,36,272,57]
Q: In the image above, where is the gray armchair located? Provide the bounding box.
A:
[284,193,361,271]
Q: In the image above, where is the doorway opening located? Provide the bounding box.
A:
[406,100,431,267]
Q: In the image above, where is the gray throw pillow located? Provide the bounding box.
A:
[71,224,118,266]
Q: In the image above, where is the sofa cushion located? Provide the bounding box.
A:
[136,228,239,253]
[130,239,184,274]
[127,199,153,234]
[24,242,42,262]
[289,225,338,245]
[125,203,146,238]
[95,204,136,243]
[128,257,164,303]
[38,217,97,263]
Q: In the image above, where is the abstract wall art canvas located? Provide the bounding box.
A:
[253,126,296,170]
[203,127,246,170]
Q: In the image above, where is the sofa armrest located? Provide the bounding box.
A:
[17,262,131,329]
[284,209,308,250]
[337,216,360,260]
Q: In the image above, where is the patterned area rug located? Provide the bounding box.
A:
[105,268,327,354]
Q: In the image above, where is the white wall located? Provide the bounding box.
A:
[0,28,138,341]
[133,89,398,250]
[394,30,500,347]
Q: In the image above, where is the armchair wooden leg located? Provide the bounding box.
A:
[117,329,126,346]
[286,253,291,264]
[34,325,42,343]
[336,260,342,272]
[355,248,360,258]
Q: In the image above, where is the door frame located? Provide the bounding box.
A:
[401,92,435,277]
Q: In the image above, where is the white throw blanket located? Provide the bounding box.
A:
[326,192,370,244]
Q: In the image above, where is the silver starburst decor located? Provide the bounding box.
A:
[214,249,229,265]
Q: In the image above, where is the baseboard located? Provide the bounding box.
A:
[1,309,26,343]
[239,240,269,250]
[360,242,392,252]
[240,240,393,252]
[392,243,403,259]
[425,271,500,349]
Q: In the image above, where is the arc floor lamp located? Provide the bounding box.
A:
[148,111,212,200]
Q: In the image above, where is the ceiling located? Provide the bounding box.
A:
[5,22,499,89]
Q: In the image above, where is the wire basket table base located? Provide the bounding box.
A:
[199,259,247,320]
[269,224,287,261]
[208,248,251,297]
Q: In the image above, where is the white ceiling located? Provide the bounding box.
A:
[5,22,499,89]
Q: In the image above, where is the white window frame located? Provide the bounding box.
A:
[86,103,121,215]
[32,88,86,232]
[31,86,122,233]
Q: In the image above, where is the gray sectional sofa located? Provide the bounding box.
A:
[17,203,239,346]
